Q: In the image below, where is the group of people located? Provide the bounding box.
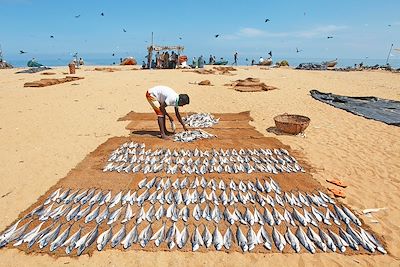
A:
[154,51,178,69]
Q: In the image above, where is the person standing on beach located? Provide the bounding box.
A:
[146,85,190,139]
[233,52,238,65]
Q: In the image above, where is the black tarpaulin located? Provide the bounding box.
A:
[310,90,400,126]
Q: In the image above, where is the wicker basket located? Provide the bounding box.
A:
[274,114,310,134]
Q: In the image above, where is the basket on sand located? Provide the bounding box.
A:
[274,114,310,134]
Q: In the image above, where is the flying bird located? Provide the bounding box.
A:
[265,19,270,22]
[214,34,220,38]
[268,51,272,57]
[19,50,27,54]
[388,24,392,27]
[296,48,302,53]
[75,15,80,18]
[112,53,115,56]
[179,37,182,40]
[327,36,333,39]
[303,12,306,16]
[101,12,104,16]
[123,29,127,32]
[50,35,54,38]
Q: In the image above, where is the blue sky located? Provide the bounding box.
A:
[1,0,399,62]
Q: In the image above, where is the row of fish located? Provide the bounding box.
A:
[173,129,216,143]
[182,113,219,128]
[0,218,386,255]
[104,144,303,174]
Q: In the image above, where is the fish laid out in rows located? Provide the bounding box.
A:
[182,113,219,128]
[173,129,215,143]
[0,217,386,255]
[103,144,304,174]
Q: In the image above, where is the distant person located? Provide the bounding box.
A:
[233,52,238,65]
[79,57,84,65]
[251,59,255,65]
[170,51,177,69]
[146,85,190,139]
[192,57,197,68]
[142,61,146,69]
[198,55,205,68]
[164,51,169,68]
[259,57,264,64]
[209,55,213,64]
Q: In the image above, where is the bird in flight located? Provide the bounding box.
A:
[112,53,115,57]
[214,34,220,38]
[75,15,80,18]
[19,50,27,54]
[296,48,302,53]
[268,51,272,57]
[50,35,54,38]
[179,37,182,40]
[265,19,270,22]
[101,12,104,16]
[388,24,392,27]
[327,36,333,39]
[123,29,127,32]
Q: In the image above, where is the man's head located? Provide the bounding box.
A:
[178,94,190,106]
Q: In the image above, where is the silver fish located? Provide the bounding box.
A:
[177,224,189,249]
[328,229,347,253]
[121,204,134,223]
[296,226,316,253]
[307,226,327,252]
[85,206,100,224]
[223,226,233,250]
[319,227,336,252]
[111,224,126,248]
[77,224,99,256]
[333,205,351,225]
[75,204,93,221]
[96,206,110,224]
[13,221,43,247]
[38,223,63,249]
[166,222,177,249]
[146,205,156,222]
[342,205,362,226]
[50,224,73,252]
[202,225,212,248]
[272,226,286,252]
[256,226,272,250]
[139,223,153,247]
[109,191,122,209]
[28,222,54,248]
[97,226,113,251]
[138,178,147,189]
[285,226,301,253]
[246,225,257,251]
[212,225,224,250]
[121,223,139,249]
[339,227,358,251]
[236,225,248,252]
[99,191,112,206]
[107,206,123,225]
[64,226,82,254]
[359,227,386,254]
[191,225,204,251]
[151,221,166,247]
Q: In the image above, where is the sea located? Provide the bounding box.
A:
[3,55,400,69]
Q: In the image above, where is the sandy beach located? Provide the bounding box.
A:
[0,66,399,266]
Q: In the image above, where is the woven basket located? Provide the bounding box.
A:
[274,114,310,135]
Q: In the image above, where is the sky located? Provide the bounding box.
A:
[0,0,399,63]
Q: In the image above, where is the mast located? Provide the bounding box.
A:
[385,43,393,65]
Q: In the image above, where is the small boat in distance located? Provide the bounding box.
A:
[324,58,338,68]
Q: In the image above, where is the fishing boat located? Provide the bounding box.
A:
[120,57,137,65]
[213,60,228,65]
[258,58,272,66]
[324,59,338,68]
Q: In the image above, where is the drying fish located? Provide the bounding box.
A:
[256,226,272,250]
[202,225,213,248]
[295,226,316,254]
[212,225,224,250]
[38,223,63,249]
[111,224,126,248]
[307,226,327,252]
[166,222,177,249]
[151,221,166,247]
[121,223,139,249]
[174,129,215,142]
[223,226,233,250]
[285,226,301,253]
[272,226,286,252]
[236,225,248,252]
[177,224,189,249]
[97,226,113,251]
[107,207,123,225]
[139,223,153,248]
[246,225,257,251]
[50,223,73,252]
[64,226,82,254]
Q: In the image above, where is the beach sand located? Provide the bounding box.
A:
[0,66,399,266]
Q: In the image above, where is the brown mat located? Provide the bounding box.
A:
[1,111,385,257]
[225,77,277,92]
[24,76,84,87]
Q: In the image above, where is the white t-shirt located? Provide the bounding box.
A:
[148,85,179,107]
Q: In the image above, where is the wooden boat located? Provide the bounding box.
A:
[213,60,228,65]
[324,59,337,68]
[257,58,272,66]
[120,57,137,65]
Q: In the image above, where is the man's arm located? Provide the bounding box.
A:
[175,107,188,131]
[160,104,172,121]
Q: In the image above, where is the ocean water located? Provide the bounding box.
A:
[4,56,400,69]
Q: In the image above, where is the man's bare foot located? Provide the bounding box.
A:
[160,134,170,140]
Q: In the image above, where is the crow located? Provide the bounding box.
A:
[265,19,270,22]
[101,12,104,16]
[19,50,27,54]
[296,48,302,53]
[75,15,80,18]
[327,36,333,39]
[50,35,54,38]
[268,51,272,57]
[215,34,220,38]
[123,29,127,32]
